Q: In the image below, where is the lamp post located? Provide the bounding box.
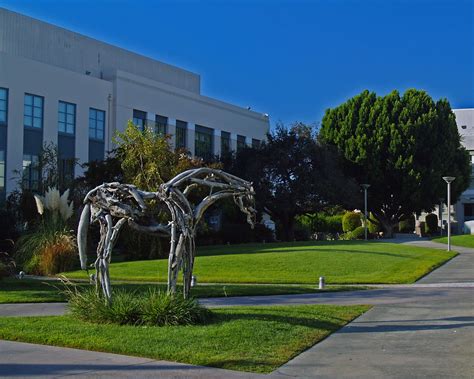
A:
[361,184,370,241]
[442,177,455,251]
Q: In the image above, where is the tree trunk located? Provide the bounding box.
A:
[373,211,396,238]
[279,214,295,241]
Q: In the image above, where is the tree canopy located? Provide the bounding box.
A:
[319,89,470,235]
[224,123,359,240]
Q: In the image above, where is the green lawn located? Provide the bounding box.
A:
[0,278,361,304]
[63,240,456,284]
[432,234,474,248]
[0,304,369,373]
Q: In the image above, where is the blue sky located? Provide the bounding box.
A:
[1,0,472,127]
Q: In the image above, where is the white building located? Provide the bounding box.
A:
[452,108,474,233]
[0,7,270,197]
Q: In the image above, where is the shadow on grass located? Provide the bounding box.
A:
[210,310,345,331]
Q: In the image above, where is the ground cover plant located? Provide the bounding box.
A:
[0,304,369,373]
[64,240,456,284]
[0,278,359,304]
[432,235,474,248]
[66,286,211,326]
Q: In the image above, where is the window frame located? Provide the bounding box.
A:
[221,131,231,154]
[24,93,44,130]
[58,100,76,135]
[175,120,187,149]
[195,125,214,160]
[237,135,246,152]
[89,107,106,141]
[22,154,40,191]
[133,109,147,131]
[0,88,8,127]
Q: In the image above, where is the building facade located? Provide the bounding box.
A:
[0,7,270,197]
[452,108,474,233]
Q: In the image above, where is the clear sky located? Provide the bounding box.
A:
[1,0,472,127]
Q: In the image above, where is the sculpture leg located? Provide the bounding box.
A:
[170,233,185,295]
[95,219,106,295]
[100,216,126,302]
[95,216,113,302]
[167,222,177,295]
[182,236,195,299]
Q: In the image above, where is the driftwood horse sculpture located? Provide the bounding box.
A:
[77,168,256,300]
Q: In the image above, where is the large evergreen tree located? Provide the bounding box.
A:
[319,89,470,236]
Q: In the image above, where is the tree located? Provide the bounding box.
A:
[319,89,471,237]
[224,123,359,241]
[114,121,217,191]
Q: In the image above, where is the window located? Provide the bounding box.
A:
[24,94,44,129]
[0,88,7,126]
[133,109,146,131]
[155,115,167,135]
[252,138,261,148]
[58,101,76,134]
[176,120,187,149]
[221,131,231,154]
[89,108,105,141]
[0,150,5,192]
[237,135,246,152]
[195,125,214,160]
[23,154,40,191]
[59,158,75,188]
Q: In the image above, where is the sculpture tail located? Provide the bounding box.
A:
[77,203,91,270]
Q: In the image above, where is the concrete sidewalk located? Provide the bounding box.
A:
[0,340,277,379]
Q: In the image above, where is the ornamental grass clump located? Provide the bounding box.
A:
[64,282,212,327]
[15,187,76,275]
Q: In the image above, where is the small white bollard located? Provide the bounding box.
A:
[17,271,25,279]
[191,275,197,288]
[318,276,325,290]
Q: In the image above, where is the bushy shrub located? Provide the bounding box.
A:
[342,211,362,232]
[367,213,381,234]
[425,213,438,235]
[324,215,343,234]
[293,224,311,241]
[296,213,343,235]
[0,209,19,242]
[15,224,77,275]
[399,215,415,233]
[350,226,366,239]
[14,187,76,275]
[0,252,16,279]
[65,285,212,327]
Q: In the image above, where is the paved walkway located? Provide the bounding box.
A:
[0,240,473,378]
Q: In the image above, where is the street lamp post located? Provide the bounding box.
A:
[442,177,456,252]
[361,184,370,241]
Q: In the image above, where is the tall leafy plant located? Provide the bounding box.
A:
[15,187,76,275]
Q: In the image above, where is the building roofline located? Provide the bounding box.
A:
[0,6,200,80]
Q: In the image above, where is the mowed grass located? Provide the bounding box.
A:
[0,278,361,304]
[63,240,456,284]
[432,234,474,248]
[0,304,369,373]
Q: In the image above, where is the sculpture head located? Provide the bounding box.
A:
[234,186,257,228]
